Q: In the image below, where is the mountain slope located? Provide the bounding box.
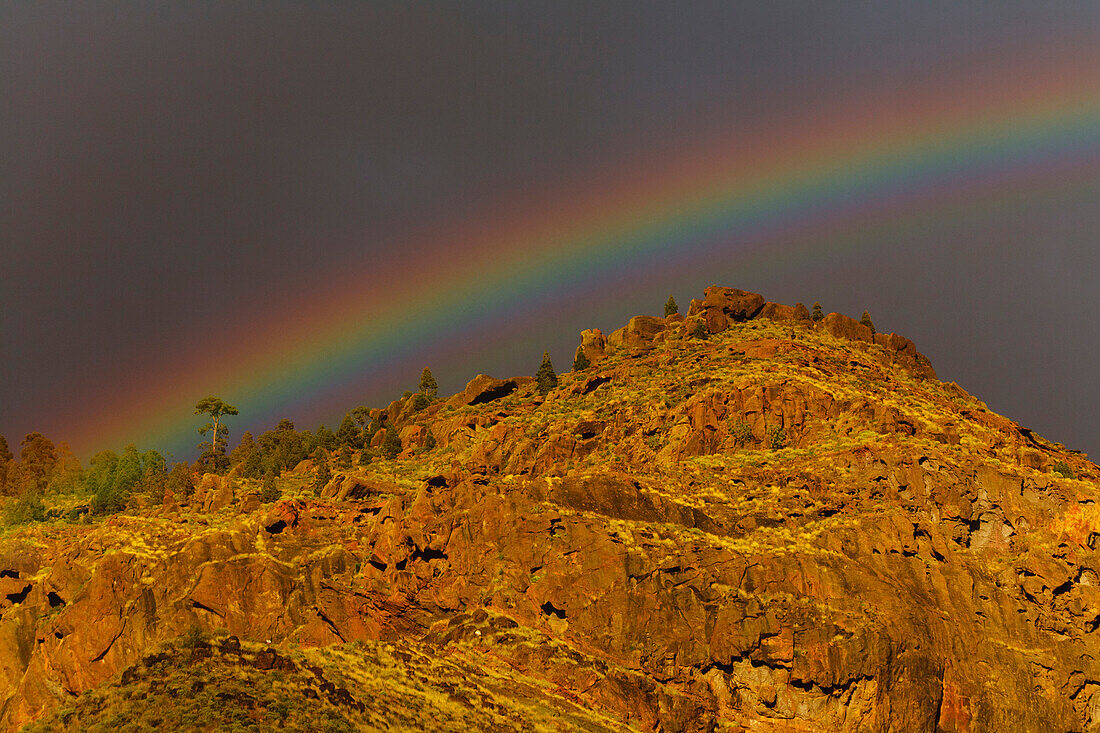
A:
[3,286,1099,732]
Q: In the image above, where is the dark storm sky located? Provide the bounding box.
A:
[2,2,1099,459]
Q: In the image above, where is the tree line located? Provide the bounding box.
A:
[8,299,768,523]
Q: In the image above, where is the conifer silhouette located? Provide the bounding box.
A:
[537,351,558,395]
[861,310,876,336]
[419,367,438,399]
[381,426,402,460]
[335,413,360,449]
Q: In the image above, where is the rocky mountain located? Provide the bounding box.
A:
[3,286,1100,732]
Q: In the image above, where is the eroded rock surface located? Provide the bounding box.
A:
[1,286,1098,732]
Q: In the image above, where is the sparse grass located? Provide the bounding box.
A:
[8,304,1100,733]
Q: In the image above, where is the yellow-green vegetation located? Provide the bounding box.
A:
[24,632,637,733]
[4,298,1100,733]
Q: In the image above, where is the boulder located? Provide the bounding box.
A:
[873,332,938,379]
[320,474,396,502]
[822,312,875,343]
[686,286,766,335]
[700,286,766,320]
[399,424,430,449]
[758,301,813,323]
[607,316,666,349]
[704,308,728,334]
[576,328,608,364]
[757,302,795,322]
[237,492,261,515]
[447,375,529,409]
[199,475,235,513]
[874,331,917,357]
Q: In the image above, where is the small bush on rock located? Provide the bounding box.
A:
[381,428,402,460]
[768,426,787,450]
[731,422,753,446]
[259,474,281,503]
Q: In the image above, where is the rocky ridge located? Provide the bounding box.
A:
[3,286,1100,732]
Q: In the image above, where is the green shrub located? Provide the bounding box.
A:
[690,322,709,340]
[334,449,352,470]
[1053,460,1075,479]
[259,474,281,503]
[767,426,787,450]
[91,482,129,515]
[664,295,679,316]
[269,699,291,724]
[412,393,429,411]
[731,422,753,446]
[181,624,208,649]
[3,493,46,526]
[381,427,402,459]
[572,350,590,371]
[812,302,824,321]
[312,454,332,495]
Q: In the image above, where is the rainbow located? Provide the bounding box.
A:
[70,53,1100,459]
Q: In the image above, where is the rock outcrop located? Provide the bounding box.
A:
[607,316,667,349]
[0,285,1095,732]
[576,327,609,365]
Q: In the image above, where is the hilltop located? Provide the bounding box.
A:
[2,286,1099,732]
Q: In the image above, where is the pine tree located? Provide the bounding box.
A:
[572,349,590,371]
[536,351,558,395]
[19,432,58,494]
[259,472,281,503]
[365,414,384,444]
[381,426,402,460]
[194,397,238,473]
[664,295,679,317]
[165,462,195,500]
[812,302,824,321]
[351,406,371,431]
[334,448,352,470]
[228,430,254,463]
[315,425,337,451]
[240,447,264,479]
[419,368,438,399]
[0,435,10,494]
[861,310,876,336]
[312,450,331,495]
[335,413,360,449]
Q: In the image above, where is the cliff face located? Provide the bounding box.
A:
[5,287,1100,732]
